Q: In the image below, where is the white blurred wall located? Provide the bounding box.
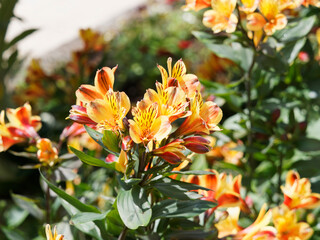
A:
[6,0,147,57]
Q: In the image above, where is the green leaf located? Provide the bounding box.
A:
[152,199,216,220]
[106,201,125,235]
[164,170,216,177]
[117,185,152,230]
[1,226,25,240]
[40,171,100,213]
[11,193,44,221]
[69,146,117,170]
[152,177,210,200]
[72,212,109,224]
[194,36,254,71]
[84,125,119,156]
[5,28,37,50]
[297,138,320,152]
[5,206,28,228]
[102,130,121,153]
[165,229,218,240]
[273,16,316,42]
[279,37,306,64]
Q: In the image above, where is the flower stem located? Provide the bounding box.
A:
[118,226,128,240]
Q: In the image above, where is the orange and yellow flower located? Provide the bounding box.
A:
[86,89,130,131]
[45,224,64,240]
[280,0,303,10]
[143,82,190,123]
[235,204,276,240]
[0,103,41,152]
[129,100,171,144]
[182,0,211,11]
[157,58,200,98]
[70,66,131,132]
[37,138,58,166]
[247,0,288,35]
[240,0,260,13]
[174,93,222,137]
[281,170,320,209]
[273,204,313,240]
[215,207,243,238]
[302,0,320,7]
[188,169,248,211]
[202,0,238,33]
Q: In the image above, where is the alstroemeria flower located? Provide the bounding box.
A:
[0,103,41,152]
[273,204,313,240]
[37,138,59,166]
[76,66,117,104]
[215,207,243,238]
[235,204,276,240]
[182,0,211,11]
[220,141,244,165]
[189,169,248,211]
[202,0,238,33]
[280,0,303,10]
[86,89,130,131]
[247,0,288,37]
[129,100,171,144]
[281,170,320,209]
[45,225,64,240]
[174,93,222,137]
[157,58,200,98]
[152,139,187,164]
[143,82,190,123]
[240,0,260,13]
[302,0,320,7]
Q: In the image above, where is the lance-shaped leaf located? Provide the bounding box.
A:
[102,130,121,153]
[152,177,211,200]
[84,125,119,156]
[11,193,44,221]
[69,146,117,170]
[117,185,152,230]
[152,199,216,220]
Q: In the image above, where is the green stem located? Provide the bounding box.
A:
[45,171,51,223]
[277,150,283,205]
[118,226,128,240]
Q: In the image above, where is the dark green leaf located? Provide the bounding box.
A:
[106,201,125,235]
[69,146,117,170]
[5,28,37,50]
[279,37,306,64]
[117,185,152,230]
[164,170,216,177]
[297,138,320,152]
[273,16,316,42]
[40,171,100,213]
[102,130,121,153]
[152,199,216,220]
[152,177,210,200]
[72,212,109,224]
[84,125,119,156]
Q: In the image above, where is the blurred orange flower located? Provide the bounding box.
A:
[202,0,238,33]
[273,204,313,240]
[37,138,58,166]
[183,0,211,11]
[302,0,320,7]
[281,170,320,209]
[0,103,41,152]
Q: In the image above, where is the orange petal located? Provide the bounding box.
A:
[247,13,267,31]
[86,99,113,124]
[76,85,104,103]
[94,66,117,95]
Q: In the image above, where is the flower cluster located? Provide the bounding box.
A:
[187,170,318,239]
[184,0,320,46]
[69,57,223,169]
